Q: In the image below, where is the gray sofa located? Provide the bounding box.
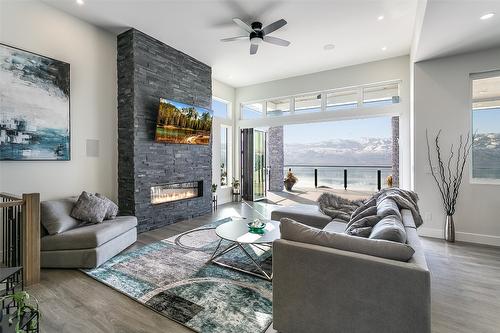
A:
[41,198,137,268]
[272,207,431,333]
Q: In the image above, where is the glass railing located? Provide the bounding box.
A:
[283,165,393,191]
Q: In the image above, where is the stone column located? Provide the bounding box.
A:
[391,116,400,187]
[268,126,284,191]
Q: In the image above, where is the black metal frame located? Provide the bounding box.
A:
[0,267,39,333]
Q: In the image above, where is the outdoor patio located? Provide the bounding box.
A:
[265,186,374,206]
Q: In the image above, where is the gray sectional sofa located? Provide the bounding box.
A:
[271,205,431,333]
[40,197,137,268]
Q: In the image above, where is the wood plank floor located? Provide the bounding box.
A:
[28,202,500,333]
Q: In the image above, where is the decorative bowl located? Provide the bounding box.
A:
[247,219,266,234]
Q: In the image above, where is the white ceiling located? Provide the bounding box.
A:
[414,0,500,61]
[42,0,418,87]
[41,0,500,87]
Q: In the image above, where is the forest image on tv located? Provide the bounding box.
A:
[155,98,212,145]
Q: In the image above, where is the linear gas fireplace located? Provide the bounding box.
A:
[150,181,203,205]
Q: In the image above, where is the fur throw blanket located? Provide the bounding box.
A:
[317,188,423,237]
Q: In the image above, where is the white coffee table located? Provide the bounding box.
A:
[208,219,280,281]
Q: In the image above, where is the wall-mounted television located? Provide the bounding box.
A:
[155,98,212,145]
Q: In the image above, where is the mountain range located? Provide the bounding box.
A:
[284,137,392,166]
[283,133,500,167]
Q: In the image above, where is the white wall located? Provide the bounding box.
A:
[414,47,500,246]
[0,0,117,201]
[234,56,411,189]
[212,79,236,204]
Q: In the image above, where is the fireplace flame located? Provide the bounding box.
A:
[151,185,199,204]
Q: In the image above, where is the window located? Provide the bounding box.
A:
[220,125,232,186]
[240,81,401,119]
[363,83,399,107]
[471,73,500,181]
[326,89,359,111]
[267,98,291,117]
[294,94,321,114]
[241,103,264,119]
[212,97,229,118]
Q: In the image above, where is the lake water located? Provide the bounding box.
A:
[284,166,393,191]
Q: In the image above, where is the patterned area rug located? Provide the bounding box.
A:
[82,218,273,333]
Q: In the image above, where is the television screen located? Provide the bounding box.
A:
[155,98,212,145]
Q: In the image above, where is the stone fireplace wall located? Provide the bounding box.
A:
[117,29,212,232]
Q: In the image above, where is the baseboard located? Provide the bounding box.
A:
[418,227,500,247]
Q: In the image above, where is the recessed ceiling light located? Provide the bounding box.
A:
[381,46,387,51]
[76,0,84,5]
[480,13,495,20]
[323,44,335,51]
[377,15,384,21]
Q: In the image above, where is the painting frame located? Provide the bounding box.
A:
[155,97,213,145]
[0,43,71,161]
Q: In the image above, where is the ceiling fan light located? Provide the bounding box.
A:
[250,37,263,45]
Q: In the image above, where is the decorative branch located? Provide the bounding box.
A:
[426,130,474,216]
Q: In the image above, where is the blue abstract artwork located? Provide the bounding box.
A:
[0,44,70,160]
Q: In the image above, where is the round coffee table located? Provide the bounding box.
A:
[208,219,280,281]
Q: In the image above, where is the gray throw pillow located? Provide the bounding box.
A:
[95,193,118,220]
[280,218,415,262]
[369,215,407,243]
[71,191,110,224]
[41,197,80,235]
[376,198,402,220]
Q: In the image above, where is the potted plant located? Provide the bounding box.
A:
[0,291,40,333]
[211,183,217,198]
[284,169,298,191]
[426,130,473,242]
[231,177,240,194]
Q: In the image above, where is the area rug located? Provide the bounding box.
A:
[82,218,273,333]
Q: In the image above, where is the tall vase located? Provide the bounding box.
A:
[444,215,455,242]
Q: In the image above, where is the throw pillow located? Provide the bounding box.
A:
[280,218,414,262]
[41,197,80,235]
[369,215,407,243]
[376,198,402,220]
[95,193,118,220]
[71,191,110,224]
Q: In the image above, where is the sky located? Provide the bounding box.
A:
[161,98,211,116]
[284,116,392,144]
[474,108,500,134]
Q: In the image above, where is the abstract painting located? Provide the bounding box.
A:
[155,98,212,145]
[0,44,70,160]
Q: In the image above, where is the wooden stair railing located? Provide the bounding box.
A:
[1,192,40,285]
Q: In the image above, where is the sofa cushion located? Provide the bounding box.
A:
[322,220,347,233]
[71,191,110,223]
[41,216,138,251]
[41,197,80,235]
[369,215,407,243]
[95,193,118,220]
[377,198,402,220]
[280,218,415,262]
[271,204,332,229]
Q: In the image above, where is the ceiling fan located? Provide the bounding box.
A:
[221,18,291,55]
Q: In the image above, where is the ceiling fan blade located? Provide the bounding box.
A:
[262,19,287,35]
[263,35,290,47]
[220,36,248,42]
[233,18,253,33]
[250,44,258,55]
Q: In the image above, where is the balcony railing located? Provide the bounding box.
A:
[283,165,392,191]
